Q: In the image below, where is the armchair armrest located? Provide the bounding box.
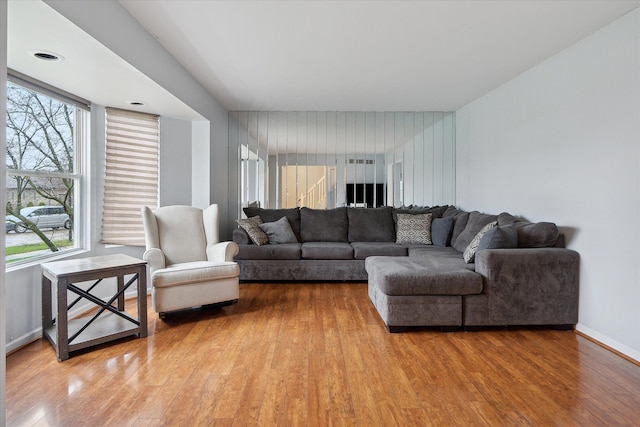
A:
[207,241,239,262]
[143,248,166,275]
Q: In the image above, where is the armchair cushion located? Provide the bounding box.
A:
[152,261,239,288]
[149,205,207,265]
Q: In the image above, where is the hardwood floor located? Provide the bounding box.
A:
[7,282,640,426]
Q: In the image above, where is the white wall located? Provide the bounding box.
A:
[3,1,230,354]
[192,121,210,209]
[456,9,640,361]
[45,0,231,237]
[160,117,192,206]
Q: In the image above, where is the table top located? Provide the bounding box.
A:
[41,254,146,278]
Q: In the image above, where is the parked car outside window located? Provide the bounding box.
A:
[5,206,70,233]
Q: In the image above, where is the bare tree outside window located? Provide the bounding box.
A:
[5,82,78,261]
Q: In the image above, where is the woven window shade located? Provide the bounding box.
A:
[102,108,159,246]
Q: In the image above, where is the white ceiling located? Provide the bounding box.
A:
[120,0,640,112]
[7,0,203,121]
[7,1,640,116]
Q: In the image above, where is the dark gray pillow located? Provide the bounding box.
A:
[259,216,298,244]
[348,207,395,242]
[243,207,301,241]
[452,211,498,253]
[300,207,348,242]
[431,216,454,247]
[477,224,518,251]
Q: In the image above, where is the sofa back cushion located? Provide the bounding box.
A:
[392,205,449,222]
[442,206,471,245]
[243,207,301,242]
[497,211,560,248]
[516,222,559,248]
[300,207,348,242]
[452,211,498,252]
[348,207,395,242]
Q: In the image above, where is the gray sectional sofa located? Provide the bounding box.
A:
[232,205,579,331]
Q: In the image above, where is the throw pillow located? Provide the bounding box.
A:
[477,224,518,251]
[236,216,269,246]
[395,213,433,245]
[431,216,455,247]
[243,207,302,241]
[259,216,298,244]
[463,221,497,263]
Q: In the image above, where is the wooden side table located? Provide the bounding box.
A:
[41,254,147,361]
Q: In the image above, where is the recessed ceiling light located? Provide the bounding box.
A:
[129,101,146,106]
[29,50,64,62]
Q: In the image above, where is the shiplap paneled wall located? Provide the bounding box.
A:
[228,112,455,221]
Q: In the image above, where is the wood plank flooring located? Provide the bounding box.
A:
[7,282,640,426]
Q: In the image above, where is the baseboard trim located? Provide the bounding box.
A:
[5,289,149,355]
[6,330,42,355]
[575,323,640,367]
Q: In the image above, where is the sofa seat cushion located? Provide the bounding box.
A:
[365,256,482,296]
[351,242,408,259]
[153,261,239,288]
[408,246,474,271]
[235,243,301,260]
[301,242,354,260]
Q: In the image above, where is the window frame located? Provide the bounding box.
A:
[5,73,90,270]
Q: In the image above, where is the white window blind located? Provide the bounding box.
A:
[102,107,159,246]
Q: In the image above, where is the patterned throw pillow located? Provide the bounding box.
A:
[236,216,269,246]
[395,213,433,245]
[463,221,498,263]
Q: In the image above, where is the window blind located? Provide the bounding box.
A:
[102,107,159,246]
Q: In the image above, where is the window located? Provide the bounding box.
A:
[101,108,159,246]
[5,74,89,266]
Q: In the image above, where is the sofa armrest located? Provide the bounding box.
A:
[207,241,240,262]
[232,228,252,245]
[143,248,166,275]
[470,248,580,325]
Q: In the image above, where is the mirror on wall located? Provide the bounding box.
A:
[228,111,455,219]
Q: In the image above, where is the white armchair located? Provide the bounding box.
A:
[141,204,239,318]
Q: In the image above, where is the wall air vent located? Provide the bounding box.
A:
[348,159,375,165]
